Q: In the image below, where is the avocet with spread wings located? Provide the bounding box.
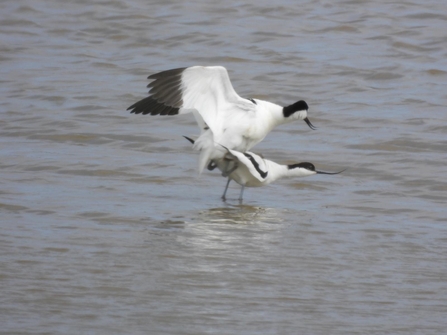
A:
[128,66,316,173]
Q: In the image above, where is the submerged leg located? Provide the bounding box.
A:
[221,178,231,201]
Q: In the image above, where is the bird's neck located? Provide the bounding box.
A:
[263,161,290,184]
[256,100,289,130]
[286,166,317,178]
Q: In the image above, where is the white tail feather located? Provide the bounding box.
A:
[193,131,215,174]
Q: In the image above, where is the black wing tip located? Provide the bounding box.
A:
[129,67,189,114]
[127,104,137,112]
[147,67,187,80]
[127,96,180,116]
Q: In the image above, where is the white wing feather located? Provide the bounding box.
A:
[128,66,257,173]
[180,66,247,137]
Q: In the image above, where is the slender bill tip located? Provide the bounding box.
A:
[316,168,346,175]
[304,117,317,130]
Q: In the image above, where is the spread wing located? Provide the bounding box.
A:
[127,66,253,137]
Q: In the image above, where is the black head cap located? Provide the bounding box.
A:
[288,162,315,171]
[288,162,346,175]
[283,100,309,118]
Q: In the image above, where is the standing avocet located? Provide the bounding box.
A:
[184,136,343,201]
[128,66,316,173]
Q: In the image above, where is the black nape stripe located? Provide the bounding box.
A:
[248,98,257,105]
[244,153,268,179]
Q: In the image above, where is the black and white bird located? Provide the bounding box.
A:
[184,136,343,201]
[128,66,316,173]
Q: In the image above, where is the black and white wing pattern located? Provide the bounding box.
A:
[127,66,253,137]
[225,148,268,182]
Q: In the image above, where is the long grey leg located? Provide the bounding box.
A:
[221,178,231,201]
[238,185,245,202]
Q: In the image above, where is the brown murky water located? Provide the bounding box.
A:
[1,0,446,334]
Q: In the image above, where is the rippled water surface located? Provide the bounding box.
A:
[1,0,446,334]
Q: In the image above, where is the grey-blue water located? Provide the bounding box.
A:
[1,0,446,334]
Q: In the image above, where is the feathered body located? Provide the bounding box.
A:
[183,136,343,201]
[128,66,315,173]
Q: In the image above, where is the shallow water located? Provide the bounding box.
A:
[1,0,446,334]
